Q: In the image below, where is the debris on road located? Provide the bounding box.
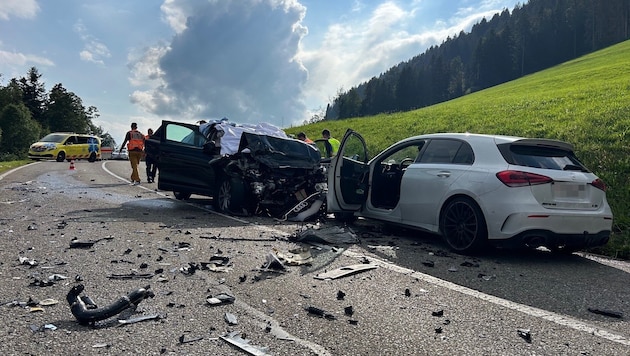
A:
[432,310,444,317]
[206,293,235,306]
[225,312,238,325]
[18,256,38,267]
[66,284,155,325]
[314,264,377,280]
[293,225,359,244]
[517,328,532,343]
[118,313,163,325]
[587,307,624,319]
[108,272,154,280]
[220,331,269,356]
[69,236,114,249]
[275,247,313,266]
[261,253,286,271]
[179,334,204,344]
[305,305,336,320]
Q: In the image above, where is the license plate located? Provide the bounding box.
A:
[553,183,585,199]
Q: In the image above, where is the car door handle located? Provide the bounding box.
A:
[437,171,451,178]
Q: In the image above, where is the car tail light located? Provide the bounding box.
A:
[590,178,607,192]
[496,170,553,187]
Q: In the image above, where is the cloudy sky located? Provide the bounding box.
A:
[0,0,522,142]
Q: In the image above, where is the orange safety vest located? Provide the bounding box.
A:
[127,129,145,151]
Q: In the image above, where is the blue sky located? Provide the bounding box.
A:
[0,0,522,143]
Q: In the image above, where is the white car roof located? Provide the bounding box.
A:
[402,133,574,151]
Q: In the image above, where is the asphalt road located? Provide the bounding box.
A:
[0,160,628,355]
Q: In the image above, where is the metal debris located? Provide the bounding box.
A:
[314,264,377,280]
[118,314,163,325]
[220,331,269,356]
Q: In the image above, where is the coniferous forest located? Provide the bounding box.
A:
[326,0,630,120]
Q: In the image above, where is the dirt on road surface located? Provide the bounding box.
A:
[0,160,628,355]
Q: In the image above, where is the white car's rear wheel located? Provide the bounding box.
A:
[440,197,487,254]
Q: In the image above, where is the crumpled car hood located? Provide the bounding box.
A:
[238,132,321,169]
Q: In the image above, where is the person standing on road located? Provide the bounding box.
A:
[119,122,145,185]
[297,132,314,144]
[144,128,157,183]
[322,129,340,158]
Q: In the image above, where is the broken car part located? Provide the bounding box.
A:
[220,331,269,356]
[66,284,155,325]
[314,264,377,280]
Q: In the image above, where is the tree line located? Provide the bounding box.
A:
[0,67,110,160]
[327,0,630,120]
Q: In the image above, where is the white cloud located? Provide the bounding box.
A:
[0,50,54,67]
[130,0,308,125]
[73,20,111,65]
[0,0,39,21]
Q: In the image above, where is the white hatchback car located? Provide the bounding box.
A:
[327,130,613,254]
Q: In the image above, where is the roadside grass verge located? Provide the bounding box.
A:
[289,40,630,259]
[0,160,31,175]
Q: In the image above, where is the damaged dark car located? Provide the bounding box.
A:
[145,120,327,218]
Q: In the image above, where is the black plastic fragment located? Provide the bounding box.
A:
[587,307,623,319]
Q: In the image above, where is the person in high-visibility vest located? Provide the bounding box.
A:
[322,129,340,158]
[144,128,157,183]
[119,122,145,185]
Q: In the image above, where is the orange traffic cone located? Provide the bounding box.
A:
[69,160,75,170]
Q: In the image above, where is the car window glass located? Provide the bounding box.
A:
[341,134,367,162]
[65,136,78,145]
[166,124,206,147]
[381,142,424,165]
[76,136,89,144]
[504,144,588,171]
[417,139,462,164]
[452,142,474,164]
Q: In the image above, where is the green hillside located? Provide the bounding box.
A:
[290,39,630,257]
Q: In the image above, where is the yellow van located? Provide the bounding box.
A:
[28,133,102,162]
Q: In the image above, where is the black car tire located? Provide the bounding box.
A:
[56,151,66,162]
[440,197,487,254]
[88,152,97,162]
[215,176,247,215]
[174,191,191,200]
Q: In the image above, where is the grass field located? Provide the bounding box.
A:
[0,160,31,175]
[288,40,630,259]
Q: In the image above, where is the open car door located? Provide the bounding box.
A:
[327,129,369,213]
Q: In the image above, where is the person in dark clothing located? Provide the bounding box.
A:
[144,128,157,183]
